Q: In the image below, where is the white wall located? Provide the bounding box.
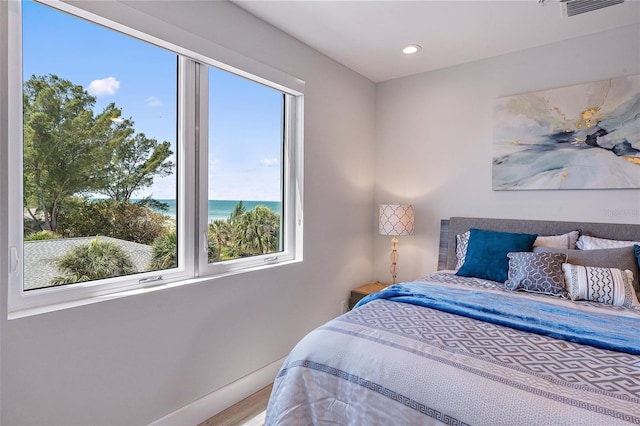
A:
[374,24,640,283]
[0,1,376,424]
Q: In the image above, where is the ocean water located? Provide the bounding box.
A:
[146,199,281,222]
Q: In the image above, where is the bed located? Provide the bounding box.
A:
[265,217,640,425]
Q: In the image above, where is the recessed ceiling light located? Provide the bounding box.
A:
[402,44,422,55]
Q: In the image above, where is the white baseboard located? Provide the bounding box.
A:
[150,356,286,426]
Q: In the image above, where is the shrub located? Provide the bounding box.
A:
[57,198,171,245]
[51,237,135,285]
[24,230,60,241]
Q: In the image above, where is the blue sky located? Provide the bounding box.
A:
[22,0,283,201]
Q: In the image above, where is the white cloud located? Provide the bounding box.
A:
[86,77,120,97]
[146,96,163,107]
[260,158,279,167]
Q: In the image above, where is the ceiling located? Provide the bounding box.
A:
[232,0,640,82]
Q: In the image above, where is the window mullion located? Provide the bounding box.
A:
[195,61,210,276]
[178,56,198,279]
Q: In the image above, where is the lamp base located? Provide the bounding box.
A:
[390,235,399,284]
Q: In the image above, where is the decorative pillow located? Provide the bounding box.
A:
[634,244,640,269]
[455,231,470,269]
[456,229,538,283]
[456,230,578,270]
[576,235,640,250]
[533,246,640,292]
[533,230,579,250]
[562,264,640,308]
[505,252,567,296]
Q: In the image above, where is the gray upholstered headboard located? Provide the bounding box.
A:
[438,217,640,270]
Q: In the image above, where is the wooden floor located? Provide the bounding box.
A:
[199,384,273,426]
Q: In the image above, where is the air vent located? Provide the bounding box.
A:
[561,0,624,17]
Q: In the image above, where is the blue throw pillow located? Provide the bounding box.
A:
[634,244,640,269]
[456,228,538,283]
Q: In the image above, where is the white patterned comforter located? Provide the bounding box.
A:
[265,274,640,425]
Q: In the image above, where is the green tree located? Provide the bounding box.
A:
[57,198,170,245]
[52,237,136,285]
[148,230,178,270]
[229,200,246,222]
[207,234,221,263]
[23,74,174,232]
[231,204,280,257]
[208,219,231,259]
[95,126,174,202]
[23,74,126,232]
[149,229,218,269]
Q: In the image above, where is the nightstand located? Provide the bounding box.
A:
[348,281,388,309]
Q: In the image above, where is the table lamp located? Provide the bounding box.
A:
[378,204,415,284]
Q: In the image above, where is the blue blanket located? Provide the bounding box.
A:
[355,282,640,355]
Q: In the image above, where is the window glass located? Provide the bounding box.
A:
[207,66,284,263]
[21,0,178,290]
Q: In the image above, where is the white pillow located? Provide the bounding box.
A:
[576,235,640,250]
[455,230,579,270]
[562,263,640,308]
[533,230,579,250]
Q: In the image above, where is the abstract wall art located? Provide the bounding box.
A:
[493,75,640,190]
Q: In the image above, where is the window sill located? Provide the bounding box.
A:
[8,257,302,320]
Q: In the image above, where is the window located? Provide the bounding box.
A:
[6,0,303,317]
[201,66,288,274]
[21,0,180,292]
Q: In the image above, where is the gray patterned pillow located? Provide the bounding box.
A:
[505,252,568,296]
[533,246,639,292]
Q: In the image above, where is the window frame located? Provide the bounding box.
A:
[6,0,304,319]
[197,62,304,276]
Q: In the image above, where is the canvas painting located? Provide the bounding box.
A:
[493,75,640,190]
